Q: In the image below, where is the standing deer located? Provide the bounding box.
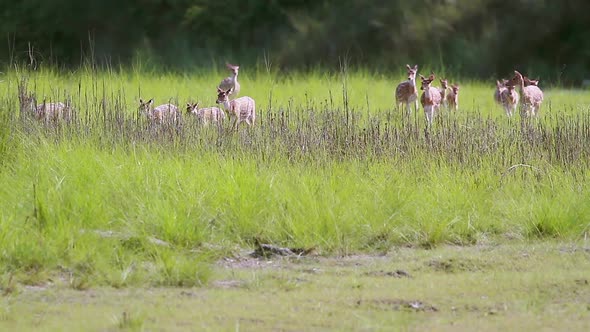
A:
[138,99,179,124]
[395,64,419,114]
[494,79,508,105]
[438,78,449,109]
[186,102,226,125]
[419,74,442,126]
[500,84,519,117]
[218,63,240,100]
[447,84,460,111]
[216,88,255,129]
[506,70,544,117]
[21,94,71,123]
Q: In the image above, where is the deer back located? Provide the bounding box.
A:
[152,103,178,122]
[36,102,68,121]
[229,96,255,120]
[522,86,544,105]
[395,81,417,102]
[421,87,441,106]
[197,106,226,123]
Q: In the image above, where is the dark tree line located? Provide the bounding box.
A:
[1,0,589,84]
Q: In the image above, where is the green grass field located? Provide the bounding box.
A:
[1,66,590,330]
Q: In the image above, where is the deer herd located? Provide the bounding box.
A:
[135,63,254,128]
[396,64,543,125]
[20,63,543,128]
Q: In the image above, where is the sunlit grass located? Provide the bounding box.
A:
[1,66,590,287]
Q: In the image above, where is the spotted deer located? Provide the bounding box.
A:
[395,64,419,114]
[186,102,226,125]
[138,99,179,124]
[447,84,460,111]
[419,74,442,125]
[216,88,255,129]
[438,78,449,108]
[218,63,240,100]
[506,70,544,117]
[494,79,508,105]
[20,94,71,123]
[500,84,519,117]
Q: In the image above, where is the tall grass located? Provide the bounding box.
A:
[1,66,590,287]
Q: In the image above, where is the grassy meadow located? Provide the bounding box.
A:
[1,65,590,325]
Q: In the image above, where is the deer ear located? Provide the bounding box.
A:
[217,87,223,93]
[406,64,411,70]
[413,65,418,70]
[139,99,143,104]
[419,74,425,80]
[148,99,154,105]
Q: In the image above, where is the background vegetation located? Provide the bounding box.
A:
[2,0,590,83]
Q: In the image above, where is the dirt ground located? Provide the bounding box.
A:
[2,242,590,331]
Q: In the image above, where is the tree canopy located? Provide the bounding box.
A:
[2,0,589,83]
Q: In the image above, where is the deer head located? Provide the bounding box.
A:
[138,98,154,115]
[226,63,239,76]
[450,84,460,94]
[524,76,539,86]
[216,88,232,104]
[419,74,435,91]
[405,64,418,81]
[440,78,448,90]
[186,102,199,114]
[19,93,36,113]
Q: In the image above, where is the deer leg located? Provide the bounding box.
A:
[424,106,432,126]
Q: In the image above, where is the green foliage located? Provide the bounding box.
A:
[2,1,590,83]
